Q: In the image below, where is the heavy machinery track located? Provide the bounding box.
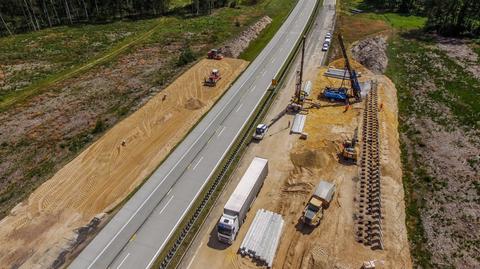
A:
[354,81,384,250]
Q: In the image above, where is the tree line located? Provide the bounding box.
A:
[0,0,233,36]
[364,0,480,36]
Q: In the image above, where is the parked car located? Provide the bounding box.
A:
[252,123,268,140]
[325,32,332,39]
[322,41,329,51]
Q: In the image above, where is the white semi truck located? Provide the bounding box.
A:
[217,157,268,244]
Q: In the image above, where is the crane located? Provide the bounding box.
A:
[338,34,361,101]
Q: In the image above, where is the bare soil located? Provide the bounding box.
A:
[182,59,411,269]
[0,58,248,269]
[392,35,480,268]
[436,37,480,79]
[0,41,186,220]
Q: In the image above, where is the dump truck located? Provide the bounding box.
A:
[302,181,335,227]
[217,157,268,244]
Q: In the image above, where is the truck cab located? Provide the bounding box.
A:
[253,124,268,140]
[301,181,335,227]
[217,214,239,244]
[302,197,323,226]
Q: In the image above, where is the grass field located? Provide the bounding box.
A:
[0,0,282,112]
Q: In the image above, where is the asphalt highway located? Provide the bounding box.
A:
[70,0,318,268]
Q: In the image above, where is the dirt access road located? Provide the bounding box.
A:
[0,58,247,268]
[181,59,411,269]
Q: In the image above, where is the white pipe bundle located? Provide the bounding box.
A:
[239,209,285,268]
[324,67,362,79]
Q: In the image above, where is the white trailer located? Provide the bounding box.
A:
[217,157,268,244]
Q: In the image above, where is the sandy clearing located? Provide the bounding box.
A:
[183,59,411,269]
[0,58,248,269]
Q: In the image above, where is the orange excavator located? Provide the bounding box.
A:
[204,69,221,87]
[341,127,358,162]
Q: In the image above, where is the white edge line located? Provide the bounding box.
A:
[116,253,130,269]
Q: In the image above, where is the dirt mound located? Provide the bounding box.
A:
[185,98,205,110]
[220,16,272,58]
[351,36,388,74]
[290,149,330,170]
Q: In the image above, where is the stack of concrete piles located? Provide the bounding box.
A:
[324,67,362,79]
[239,209,284,268]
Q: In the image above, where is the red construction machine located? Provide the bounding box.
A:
[204,69,221,87]
[207,49,223,60]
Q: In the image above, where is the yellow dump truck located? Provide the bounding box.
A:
[301,181,335,227]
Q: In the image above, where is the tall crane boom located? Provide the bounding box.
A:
[338,34,361,101]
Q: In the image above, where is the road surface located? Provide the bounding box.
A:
[178,0,337,268]
[70,0,318,268]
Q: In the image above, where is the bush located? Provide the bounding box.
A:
[177,46,196,66]
[92,119,105,134]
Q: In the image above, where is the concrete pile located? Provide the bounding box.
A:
[239,209,284,268]
[324,67,362,79]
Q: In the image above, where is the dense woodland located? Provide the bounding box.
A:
[365,0,480,36]
[0,0,233,36]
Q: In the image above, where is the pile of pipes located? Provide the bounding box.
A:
[324,67,362,79]
[239,209,284,268]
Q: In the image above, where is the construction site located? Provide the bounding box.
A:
[0,58,247,268]
[180,35,411,269]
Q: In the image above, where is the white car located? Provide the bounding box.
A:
[325,32,332,39]
[253,123,268,140]
[322,41,329,51]
[325,37,332,43]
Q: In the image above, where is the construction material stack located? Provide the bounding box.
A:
[239,209,284,268]
[217,157,268,244]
